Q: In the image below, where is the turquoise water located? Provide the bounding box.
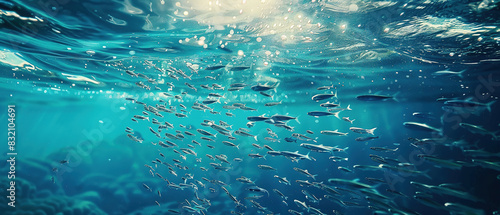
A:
[1,0,500,214]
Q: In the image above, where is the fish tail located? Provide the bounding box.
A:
[333,112,340,119]
[392,92,400,102]
[305,152,311,160]
[487,100,495,112]
[295,115,301,124]
[254,136,258,141]
[346,104,352,110]
[491,132,500,141]
[458,69,466,78]
[350,119,355,124]
[368,127,377,135]
[312,174,317,180]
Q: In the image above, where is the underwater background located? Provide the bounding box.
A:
[1,0,500,214]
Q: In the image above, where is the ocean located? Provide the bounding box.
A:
[0,0,500,214]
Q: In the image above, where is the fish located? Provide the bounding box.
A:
[274,175,291,185]
[196,129,217,137]
[459,123,498,140]
[321,130,348,136]
[201,137,215,142]
[433,69,466,78]
[342,117,355,124]
[370,147,399,152]
[418,154,463,170]
[329,156,349,162]
[271,114,299,123]
[205,65,225,70]
[312,91,337,101]
[307,111,340,118]
[280,151,313,162]
[222,141,239,149]
[338,166,353,173]
[302,190,321,203]
[355,136,379,141]
[319,101,339,108]
[265,101,282,106]
[251,82,279,91]
[133,115,149,121]
[294,199,310,211]
[240,106,257,111]
[317,85,334,90]
[357,93,398,102]
[260,91,273,98]
[127,134,143,143]
[288,209,302,215]
[300,143,341,154]
[185,82,197,91]
[293,167,317,180]
[248,153,266,159]
[203,98,220,105]
[246,186,270,196]
[234,130,258,141]
[227,87,244,91]
[327,178,373,189]
[143,183,153,192]
[412,112,437,120]
[349,127,377,135]
[247,114,270,121]
[403,122,441,133]
[444,99,495,113]
[236,176,254,184]
[230,83,247,88]
[353,165,381,171]
[257,165,276,171]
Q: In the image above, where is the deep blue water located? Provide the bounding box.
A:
[1,0,500,214]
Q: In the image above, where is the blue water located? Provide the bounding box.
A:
[1,0,500,214]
